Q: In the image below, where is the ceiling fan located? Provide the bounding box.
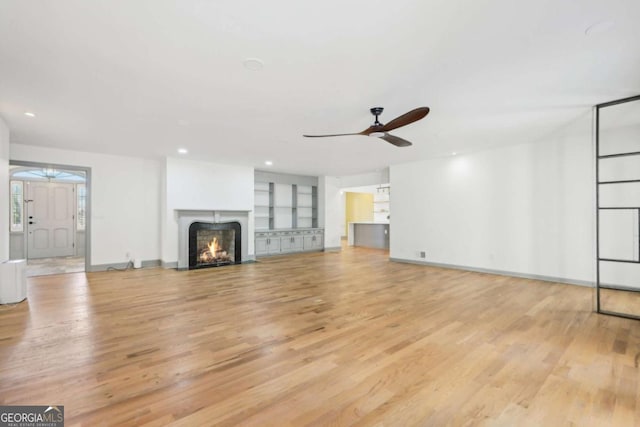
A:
[303,106,430,147]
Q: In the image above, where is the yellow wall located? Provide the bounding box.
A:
[345,192,373,235]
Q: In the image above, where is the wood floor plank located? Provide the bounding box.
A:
[1,246,639,426]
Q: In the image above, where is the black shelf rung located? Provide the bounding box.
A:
[598,151,640,159]
[597,309,640,321]
[598,258,640,264]
[599,284,640,293]
[599,207,640,210]
[597,94,640,108]
[598,179,640,185]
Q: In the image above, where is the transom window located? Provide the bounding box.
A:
[11,168,85,183]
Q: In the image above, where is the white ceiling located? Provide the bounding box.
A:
[1,0,639,176]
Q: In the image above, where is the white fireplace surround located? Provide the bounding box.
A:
[176,210,250,270]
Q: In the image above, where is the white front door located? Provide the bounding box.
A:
[26,181,76,259]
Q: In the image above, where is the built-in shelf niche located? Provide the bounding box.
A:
[294,184,314,228]
[254,172,318,230]
[274,183,293,229]
[254,181,273,230]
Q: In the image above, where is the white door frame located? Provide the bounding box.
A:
[10,160,92,273]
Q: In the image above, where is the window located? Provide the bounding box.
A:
[12,168,85,182]
[77,183,86,231]
[10,181,23,232]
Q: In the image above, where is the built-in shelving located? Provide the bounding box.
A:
[254,170,322,258]
[373,186,390,222]
[254,180,318,231]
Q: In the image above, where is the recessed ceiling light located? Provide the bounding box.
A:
[177,148,188,154]
[243,58,264,71]
[452,152,457,156]
[264,160,273,166]
[585,21,615,36]
[24,112,35,117]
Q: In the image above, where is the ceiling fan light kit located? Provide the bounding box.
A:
[303,106,430,147]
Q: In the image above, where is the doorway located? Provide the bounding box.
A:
[9,161,91,276]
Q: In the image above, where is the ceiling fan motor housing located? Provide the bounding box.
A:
[370,107,384,125]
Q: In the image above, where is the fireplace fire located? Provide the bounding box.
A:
[188,222,241,269]
[199,236,231,263]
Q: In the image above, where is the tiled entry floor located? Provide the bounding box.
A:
[26,256,85,277]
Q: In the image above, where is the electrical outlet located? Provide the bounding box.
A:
[420,251,426,258]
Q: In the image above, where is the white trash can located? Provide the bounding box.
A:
[0,259,27,304]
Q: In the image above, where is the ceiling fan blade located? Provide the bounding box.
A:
[379,107,430,132]
[380,133,412,147]
[303,133,362,138]
[358,126,380,136]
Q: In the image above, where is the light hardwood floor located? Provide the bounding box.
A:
[1,246,639,426]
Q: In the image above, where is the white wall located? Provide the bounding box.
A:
[0,117,9,261]
[390,111,594,284]
[10,144,162,267]
[162,157,254,264]
[318,176,342,250]
[339,169,389,188]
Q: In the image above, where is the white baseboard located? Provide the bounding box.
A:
[389,257,594,288]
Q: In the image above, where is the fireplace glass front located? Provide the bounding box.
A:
[188,222,241,269]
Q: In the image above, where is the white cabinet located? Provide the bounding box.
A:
[255,232,282,255]
[303,230,323,250]
[255,229,323,257]
[280,232,304,253]
[255,236,268,254]
[268,237,281,254]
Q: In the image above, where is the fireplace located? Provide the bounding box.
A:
[188,221,241,269]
